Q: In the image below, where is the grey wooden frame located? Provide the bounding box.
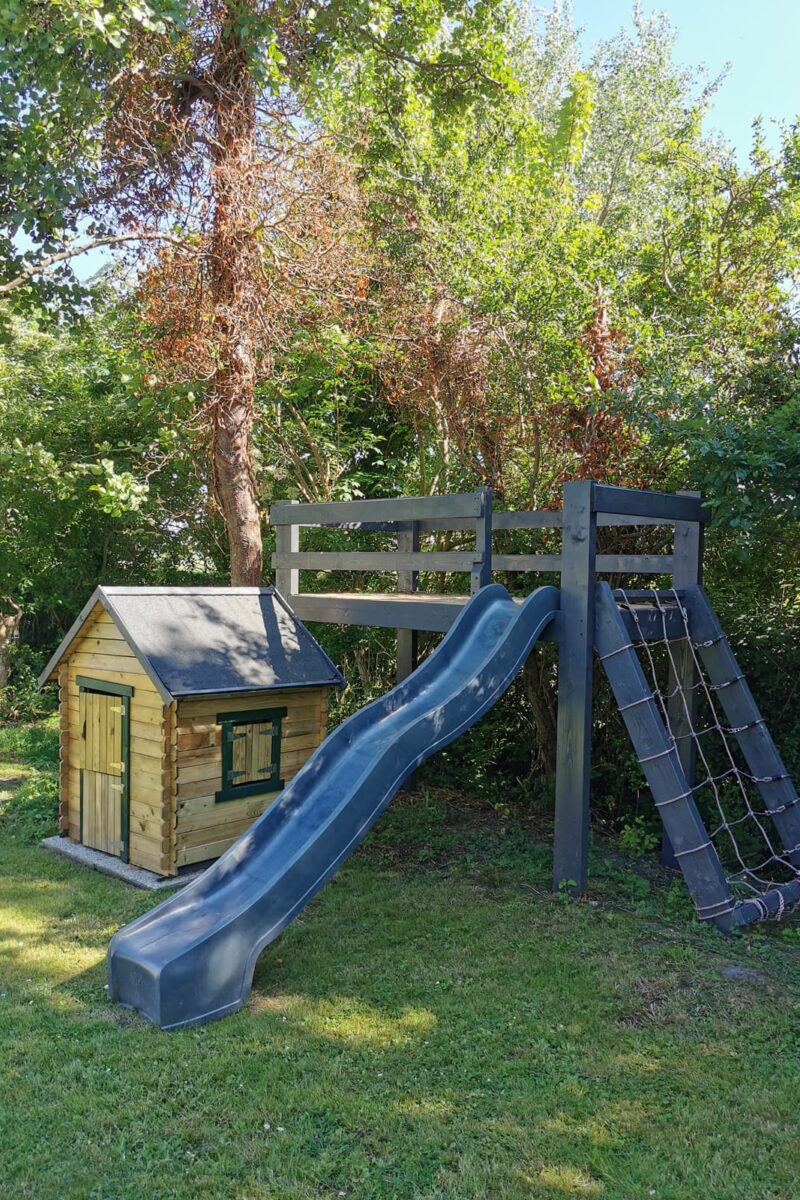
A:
[268,481,709,901]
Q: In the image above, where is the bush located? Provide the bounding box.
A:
[0,644,57,723]
[0,717,60,842]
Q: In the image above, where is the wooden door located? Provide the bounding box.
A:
[80,688,128,857]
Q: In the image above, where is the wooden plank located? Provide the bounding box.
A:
[178,792,277,832]
[178,760,222,785]
[396,520,419,684]
[73,637,133,655]
[175,744,219,767]
[128,843,171,874]
[271,550,483,573]
[130,735,167,760]
[275,504,299,597]
[494,510,674,531]
[493,510,563,530]
[662,494,703,866]
[471,487,493,594]
[552,480,596,897]
[269,492,484,526]
[289,591,470,633]
[177,836,240,866]
[130,796,170,822]
[176,690,321,718]
[492,555,562,573]
[592,484,710,524]
[70,657,148,676]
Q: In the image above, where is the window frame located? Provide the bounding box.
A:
[215,705,287,804]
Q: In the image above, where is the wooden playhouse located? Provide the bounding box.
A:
[39,587,344,876]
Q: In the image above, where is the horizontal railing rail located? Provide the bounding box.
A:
[268,485,705,614]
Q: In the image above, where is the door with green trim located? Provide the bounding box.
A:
[79,686,129,858]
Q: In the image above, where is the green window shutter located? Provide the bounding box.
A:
[215,707,287,804]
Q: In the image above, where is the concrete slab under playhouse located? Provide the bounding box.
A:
[41,834,207,891]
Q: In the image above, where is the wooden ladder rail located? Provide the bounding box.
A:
[680,586,800,867]
[595,582,736,929]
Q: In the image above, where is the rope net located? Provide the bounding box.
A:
[615,588,800,920]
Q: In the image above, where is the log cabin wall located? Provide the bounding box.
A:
[63,605,173,875]
[174,686,329,868]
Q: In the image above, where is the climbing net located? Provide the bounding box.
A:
[616,588,800,919]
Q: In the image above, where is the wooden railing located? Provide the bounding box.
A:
[268,484,708,606]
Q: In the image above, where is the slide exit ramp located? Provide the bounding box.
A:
[109,584,560,1030]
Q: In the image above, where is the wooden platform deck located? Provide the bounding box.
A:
[288,591,473,632]
[289,589,686,641]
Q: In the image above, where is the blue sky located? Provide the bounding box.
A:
[570,0,800,160]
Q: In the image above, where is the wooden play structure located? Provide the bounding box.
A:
[105,481,800,1028]
[270,482,709,896]
[39,587,343,875]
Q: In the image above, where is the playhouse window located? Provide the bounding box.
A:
[216,706,288,803]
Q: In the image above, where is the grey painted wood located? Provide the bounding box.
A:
[285,591,563,638]
[492,555,562,573]
[269,492,484,526]
[619,605,686,642]
[663,492,703,867]
[593,484,710,524]
[494,511,564,530]
[552,480,596,896]
[682,585,800,866]
[595,583,735,929]
[492,554,674,574]
[271,551,482,573]
[471,488,494,594]
[396,521,420,683]
[289,592,469,633]
[274,505,299,598]
[494,510,674,530]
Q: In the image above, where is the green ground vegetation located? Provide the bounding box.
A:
[2,721,799,1200]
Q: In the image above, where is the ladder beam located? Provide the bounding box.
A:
[596,583,735,928]
[681,586,800,866]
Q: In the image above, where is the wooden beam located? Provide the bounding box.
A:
[396,521,419,684]
[663,491,703,867]
[269,492,484,526]
[274,501,299,597]
[271,550,483,573]
[552,480,596,897]
[593,485,710,524]
[471,487,493,594]
[494,554,674,574]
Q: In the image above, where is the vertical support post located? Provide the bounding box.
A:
[396,520,420,683]
[662,490,703,867]
[471,487,493,595]
[553,480,597,896]
[274,500,300,598]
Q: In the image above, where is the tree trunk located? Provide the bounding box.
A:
[0,599,22,689]
[209,5,263,586]
[522,646,558,776]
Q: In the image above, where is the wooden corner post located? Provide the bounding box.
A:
[396,519,420,683]
[553,480,597,896]
[274,500,299,598]
[662,490,704,867]
[471,487,493,595]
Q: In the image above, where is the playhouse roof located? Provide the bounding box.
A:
[39,586,345,705]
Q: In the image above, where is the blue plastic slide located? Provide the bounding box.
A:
[108,584,560,1029]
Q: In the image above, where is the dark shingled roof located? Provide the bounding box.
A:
[40,586,344,703]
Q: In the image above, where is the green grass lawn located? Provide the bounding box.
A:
[2,720,800,1200]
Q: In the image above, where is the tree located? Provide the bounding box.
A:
[0,297,218,640]
[1,0,515,582]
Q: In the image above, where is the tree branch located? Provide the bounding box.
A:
[0,232,196,296]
